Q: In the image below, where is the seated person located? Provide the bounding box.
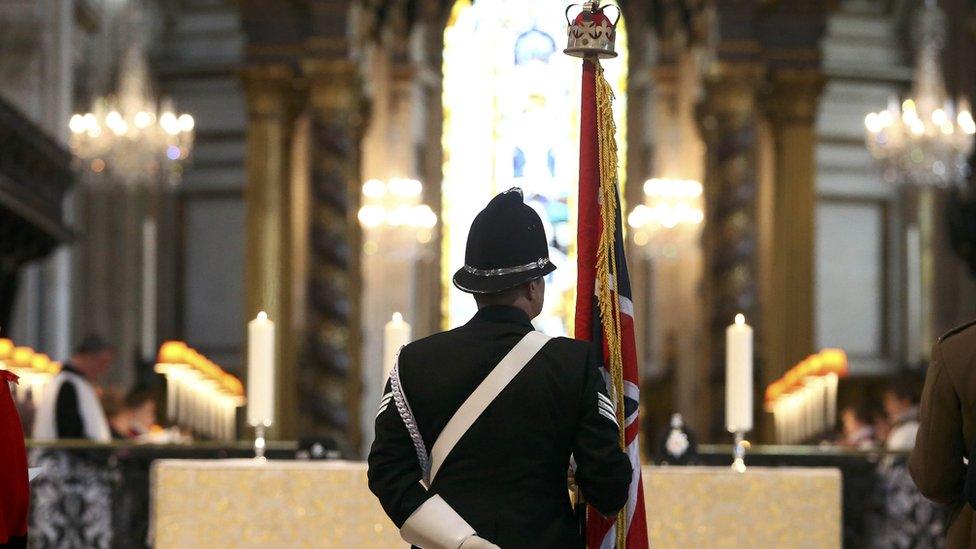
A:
[108,387,157,439]
[839,405,876,450]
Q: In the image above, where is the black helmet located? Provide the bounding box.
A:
[452,188,556,294]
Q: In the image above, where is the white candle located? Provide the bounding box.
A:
[165,371,177,422]
[786,395,799,443]
[773,402,784,443]
[224,399,235,441]
[15,377,28,402]
[218,399,227,441]
[816,378,828,435]
[206,388,215,438]
[221,400,229,441]
[211,393,218,439]
[247,311,275,428]
[192,384,200,434]
[176,372,188,427]
[31,376,47,407]
[825,372,839,429]
[383,312,411,381]
[726,314,754,433]
[215,398,223,441]
[804,384,816,439]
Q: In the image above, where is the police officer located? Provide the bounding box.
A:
[910,318,976,549]
[368,188,632,549]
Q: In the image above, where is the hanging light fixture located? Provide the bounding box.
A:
[627,178,704,256]
[358,178,439,248]
[68,37,194,187]
[863,0,975,362]
[864,0,975,187]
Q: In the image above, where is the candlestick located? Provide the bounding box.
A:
[247,311,275,429]
[383,312,411,381]
[254,425,267,461]
[726,314,754,433]
[732,431,747,473]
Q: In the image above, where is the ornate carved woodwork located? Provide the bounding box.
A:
[0,97,74,334]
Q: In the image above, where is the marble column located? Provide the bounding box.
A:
[760,69,824,387]
[242,64,298,439]
[303,58,364,452]
[697,63,764,439]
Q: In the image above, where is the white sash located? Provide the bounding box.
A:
[428,330,550,482]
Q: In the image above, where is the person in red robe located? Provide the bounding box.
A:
[0,370,29,548]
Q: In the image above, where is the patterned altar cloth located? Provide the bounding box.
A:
[151,461,841,548]
[644,466,841,547]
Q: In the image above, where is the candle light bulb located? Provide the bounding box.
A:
[392,312,403,323]
[864,112,881,133]
[887,95,899,114]
[257,311,268,322]
[735,314,745,325]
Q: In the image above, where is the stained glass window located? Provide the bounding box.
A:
[442,0,628,334]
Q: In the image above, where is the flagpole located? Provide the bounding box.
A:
[565,3,646,549]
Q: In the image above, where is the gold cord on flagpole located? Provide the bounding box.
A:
[593,59,627,549]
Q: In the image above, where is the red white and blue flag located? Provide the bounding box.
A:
[574,57,648,549]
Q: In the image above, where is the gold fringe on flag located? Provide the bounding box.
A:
[593,60,627,549]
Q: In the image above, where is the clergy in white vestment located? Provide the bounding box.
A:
[30,334,116,549]
[32,334,114,441]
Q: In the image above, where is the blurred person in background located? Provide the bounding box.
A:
[108,387,157,439]
[871,377,944,548]
[872,410,891,447]
[840,405,877,450]
[883,378,920,451]
[32,334,114,442]
[29,334,116,549]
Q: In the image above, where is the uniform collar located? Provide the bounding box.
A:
[470,305,533,328]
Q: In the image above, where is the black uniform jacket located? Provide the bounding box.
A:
[368,306,632,548]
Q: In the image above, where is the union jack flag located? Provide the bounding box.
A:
[575,58,648,549]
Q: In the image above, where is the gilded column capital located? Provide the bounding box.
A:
[300,58,366,142]
[762,68,825,124]
[701,63,764,114]
[301,59,360,105]
[241,64,296,117]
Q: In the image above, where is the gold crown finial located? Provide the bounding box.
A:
[564,1,620,59]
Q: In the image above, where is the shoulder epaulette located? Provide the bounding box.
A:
[938,318,976,343]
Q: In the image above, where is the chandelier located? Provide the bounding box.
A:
[627,178,704,255]
[358,178,439,251]
[68,40,194,187]
[864,0,975,187]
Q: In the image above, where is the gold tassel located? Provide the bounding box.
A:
[593,60,627,549]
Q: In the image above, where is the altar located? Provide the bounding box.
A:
[151,460,841,548]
